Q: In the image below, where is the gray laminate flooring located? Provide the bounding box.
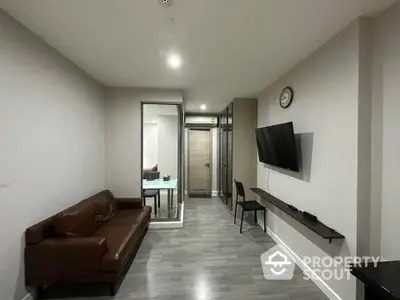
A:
[51,197,328,300]
[115,197,329,300]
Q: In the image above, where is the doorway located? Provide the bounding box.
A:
[188,129,212,197]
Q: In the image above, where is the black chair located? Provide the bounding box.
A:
[234,179,266,234]
[143,171,160,215]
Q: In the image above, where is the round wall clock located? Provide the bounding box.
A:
[279,87,294,109]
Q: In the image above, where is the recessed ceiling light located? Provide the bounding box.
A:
[152,120,156,123]
[167,53,182,70]
[200,104,207,111]
[160,0,173,6]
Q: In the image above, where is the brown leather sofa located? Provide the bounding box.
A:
[25,190,151,296]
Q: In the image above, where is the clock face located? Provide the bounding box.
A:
[279,87,293,108]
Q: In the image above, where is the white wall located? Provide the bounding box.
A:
[105,88,182,197]
[157,115,178,178]
[373,1,400,260]
[0,10,105,300]
[143,110,179,178]
[257,20,361,300]
[143,123,158,169]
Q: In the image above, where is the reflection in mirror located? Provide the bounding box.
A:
[218,104,233,211]
[142,103,181,221]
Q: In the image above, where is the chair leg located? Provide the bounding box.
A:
[240,208,245,234]
[171,189,174,209]
[254,210,258,224]
[234,202,238,224]
[263,209,266,232]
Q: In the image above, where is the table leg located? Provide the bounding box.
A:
[171,188,174,210]
[168,189,172,218]
[167,190,169,210]
[154,196,157,215]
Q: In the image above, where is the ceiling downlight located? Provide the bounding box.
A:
[159,0,173,7]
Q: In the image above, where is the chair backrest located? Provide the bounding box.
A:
[143,171,160,180]
[234,179,246,201]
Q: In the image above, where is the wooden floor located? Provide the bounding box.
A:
[50,197,328,300]
[114,197,328,300]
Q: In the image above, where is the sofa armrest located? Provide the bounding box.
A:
[116,198,143,210]
[25,237,107,286]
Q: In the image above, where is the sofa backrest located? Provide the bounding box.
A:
[25,190,116,245]
[87,190,117,223]
[52,199,99,238]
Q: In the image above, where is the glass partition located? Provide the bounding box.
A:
[141,103,182,221]
[219,103,233,210]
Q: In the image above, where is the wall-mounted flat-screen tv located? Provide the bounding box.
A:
[255,122,299,172]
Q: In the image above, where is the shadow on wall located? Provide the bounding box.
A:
[262,205,348,258]
[257,132,351,259]
[263,133,314,182]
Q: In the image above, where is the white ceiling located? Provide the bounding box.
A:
[0,0,396,112]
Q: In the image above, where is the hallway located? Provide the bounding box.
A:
[115,197,329,300]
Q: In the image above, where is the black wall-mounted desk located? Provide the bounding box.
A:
[250,188,344,243]
[351,261,400,300]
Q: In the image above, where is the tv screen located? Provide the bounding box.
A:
[255,122,299,172]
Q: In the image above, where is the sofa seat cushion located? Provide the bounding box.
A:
[93,222,141,272]
[107,207,151,227]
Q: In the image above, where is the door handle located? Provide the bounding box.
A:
[205,163,210,167]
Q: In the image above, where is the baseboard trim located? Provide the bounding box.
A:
[185,191,218,197]
[257,218,342,300]
[21,292,34,300]
[149,202,184,229]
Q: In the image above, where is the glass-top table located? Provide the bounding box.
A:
[142,178,177,190]
[142,179,178,215]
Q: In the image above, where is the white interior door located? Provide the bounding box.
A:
[188,129,211,196]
